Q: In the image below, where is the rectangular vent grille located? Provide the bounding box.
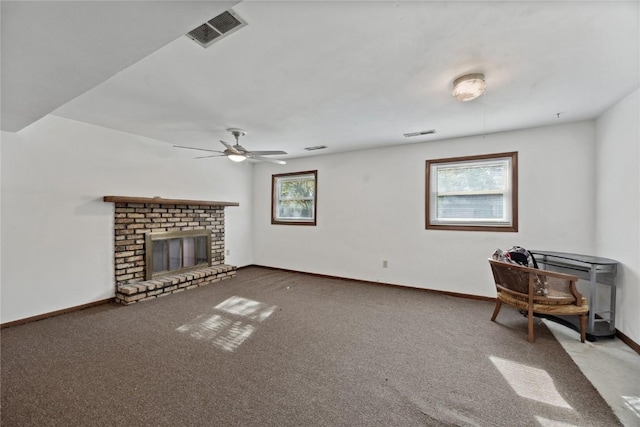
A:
[208,11,242,34]
[187,9,246,48]
[403,129,436,138]
[187,24,221,45]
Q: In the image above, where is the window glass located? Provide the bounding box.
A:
[272,170,317,225]
[152,240,168,273]
[195,236,208,264]
[183,237,196,267]
[168,238,182,270]
[426,152,517,231]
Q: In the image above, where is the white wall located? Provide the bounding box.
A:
[1,115,253,323]
[8,113,634,343]
[253,121,597,298]
[596,89,640,344]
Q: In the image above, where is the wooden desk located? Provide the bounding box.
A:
[530,250,618,340]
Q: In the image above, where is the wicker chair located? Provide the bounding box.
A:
[488,259,589,343]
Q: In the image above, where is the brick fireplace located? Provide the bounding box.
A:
[103,196,239,304]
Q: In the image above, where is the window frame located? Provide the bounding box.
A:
[425,151,518,232]
[271,170,318,226]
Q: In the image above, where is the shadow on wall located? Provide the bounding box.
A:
[73,197,113,216]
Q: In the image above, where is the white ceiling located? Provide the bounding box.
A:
[3,1,639,161]
[1,0,239,132]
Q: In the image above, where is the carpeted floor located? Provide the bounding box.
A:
[1,267,621,426]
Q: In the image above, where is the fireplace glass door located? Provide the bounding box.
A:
[146,230,212,279]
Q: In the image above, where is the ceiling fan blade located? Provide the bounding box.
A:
[251,150,288,155]
[174,145,223,154]
[219,140,233,150]
[250,154,287,165]
[234,144,249,153]
[194,154,225,159]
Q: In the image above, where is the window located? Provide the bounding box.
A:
[272,170,317,225]
[426,152,518,232]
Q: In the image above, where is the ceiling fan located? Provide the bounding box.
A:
[174,128,287,164]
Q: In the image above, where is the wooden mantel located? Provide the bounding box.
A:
[103,196,239,207]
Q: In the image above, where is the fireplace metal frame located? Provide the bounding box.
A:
[145,229,212,280]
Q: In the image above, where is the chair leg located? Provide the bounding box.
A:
[579,314,587,343]
[527,307,535,343]
[491,300,502,321]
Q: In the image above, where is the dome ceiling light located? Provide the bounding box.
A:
[452,73,486,102]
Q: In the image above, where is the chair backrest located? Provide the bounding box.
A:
[490,259,531,295]
[488,259,583,305]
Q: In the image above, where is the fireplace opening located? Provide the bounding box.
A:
[145,230,212,279]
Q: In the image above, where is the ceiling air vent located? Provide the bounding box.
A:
[186,9,246,48]
[304,145,328,151]
[403,129,436,138]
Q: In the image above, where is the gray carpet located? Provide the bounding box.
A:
[1,267,621,426]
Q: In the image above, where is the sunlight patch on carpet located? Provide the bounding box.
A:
[623,395,640,418]
[215,296,277,321]
[490,356,572,409]
[176,296,277,352]
[534,416,580,426]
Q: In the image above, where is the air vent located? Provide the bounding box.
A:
[187,24,221,45]
[304,145,328,151]
[208,11,242,34]
[403,129,436,138]
[186,9,246,48]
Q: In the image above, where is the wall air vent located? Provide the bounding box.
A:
[186,9,246,48]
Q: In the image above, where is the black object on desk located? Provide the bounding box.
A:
[530,250,618,341]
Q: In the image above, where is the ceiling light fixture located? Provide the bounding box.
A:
[452,73,486,102]
[227,154,246,162]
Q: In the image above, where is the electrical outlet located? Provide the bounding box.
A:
[226,249,230,256]
[382,260,388,268]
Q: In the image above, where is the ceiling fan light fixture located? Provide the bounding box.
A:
[175,128,286,164]
[452,73,486,102]
[227,154,246,162]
